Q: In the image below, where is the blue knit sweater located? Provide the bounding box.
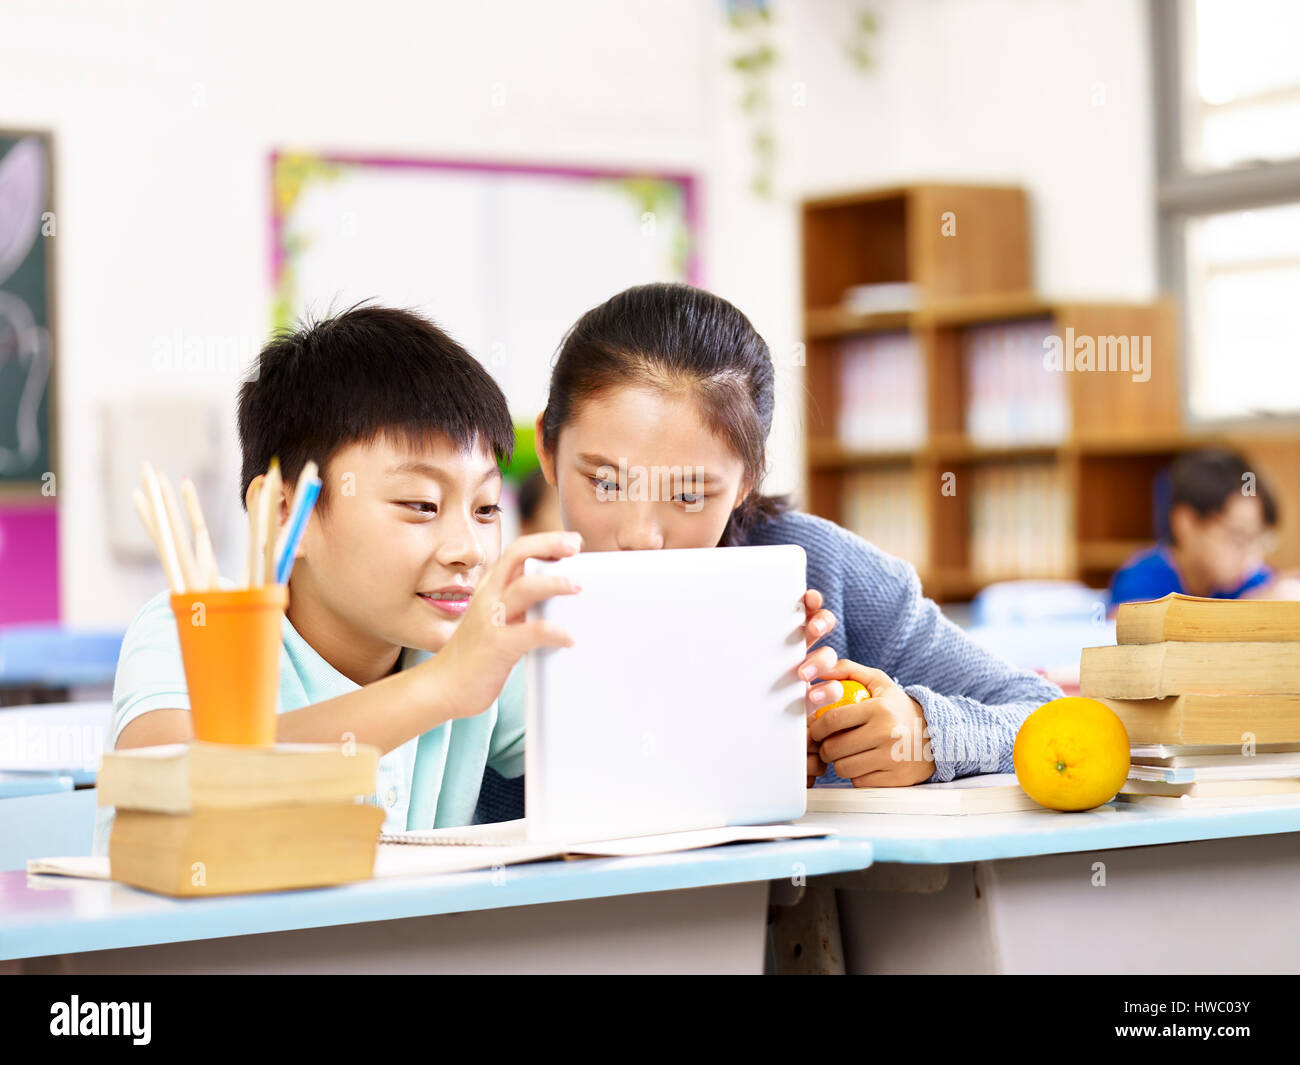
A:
[747,509,1064,784]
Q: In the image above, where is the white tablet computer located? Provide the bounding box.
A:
[522,544,807,843]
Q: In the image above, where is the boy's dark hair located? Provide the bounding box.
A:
[1167,449,1277,544]
[237,304,514,512]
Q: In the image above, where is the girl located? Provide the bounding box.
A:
[534,282,1062,787]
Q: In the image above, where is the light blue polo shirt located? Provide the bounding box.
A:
[91,586,525,855]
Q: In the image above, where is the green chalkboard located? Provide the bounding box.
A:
[0,131,54,485]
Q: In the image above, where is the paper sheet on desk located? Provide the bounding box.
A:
[26,856,111,880]
[379,819,836,858]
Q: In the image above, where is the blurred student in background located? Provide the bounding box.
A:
[517,468,564,537]
[1110,449,1299,607]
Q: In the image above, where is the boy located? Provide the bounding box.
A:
[1110,449,1287,607]
[93,305,581,854]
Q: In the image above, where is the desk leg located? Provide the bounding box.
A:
[834,834,1300,974]
[16,881,770,975]
[767,880,846,974]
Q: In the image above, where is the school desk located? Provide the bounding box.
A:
[0,835,873,974]
[0,789,97,871]
[787,802,1300,975]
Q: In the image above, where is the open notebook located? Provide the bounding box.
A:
[28,821,837,883]
[380,818,832,852]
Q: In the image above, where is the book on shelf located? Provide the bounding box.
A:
[841,282,919,314]
[108,802,385,896]
[969,462,1072,578]
[1080,643,1300,701]
[1117,593,1300,644]
[806,773,1042,815]
[96,741,380,813]
[963,317,1068,445]
[836,331,925,450]
[841,467,927,567]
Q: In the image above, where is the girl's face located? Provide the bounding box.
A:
[536,387,751,551]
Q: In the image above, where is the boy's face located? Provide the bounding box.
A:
[1174,494,1275,591]
[293,433,503,655]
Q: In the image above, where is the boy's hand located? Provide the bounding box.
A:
[426,530,583,720]
[807,660,933,787]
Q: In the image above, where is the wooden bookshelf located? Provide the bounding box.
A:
[800,183,1300,601]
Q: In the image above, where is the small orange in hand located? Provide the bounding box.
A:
[812,678,870,720]
[1014,696,1130,811]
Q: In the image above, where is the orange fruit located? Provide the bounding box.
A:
[812,678,870,720]
[1013,696,1130,811]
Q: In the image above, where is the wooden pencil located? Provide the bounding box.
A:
[132,487,166,571]
[244,476,262,588]
[261,458,282,588]
[141,463,186,593]
[159,472,199,591]
[180,477,218,589]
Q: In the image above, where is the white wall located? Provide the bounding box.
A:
[0,0,1157,627]
[779,0,1158,299]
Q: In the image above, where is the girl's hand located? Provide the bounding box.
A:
[425,530,583,720]
[807,728,827,788]
[797,589,840,747]
[802,588,837,648]
[807,660,933,787]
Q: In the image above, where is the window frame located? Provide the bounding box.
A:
[1150,0,1300,426]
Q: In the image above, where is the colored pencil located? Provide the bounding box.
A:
[274,460,321,583]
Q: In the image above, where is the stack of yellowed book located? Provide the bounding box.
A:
[1081,593,1300,809]
[97,742,383,896]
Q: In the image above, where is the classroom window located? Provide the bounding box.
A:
[1181,0,1300,171]
[1153,0,1300,422]
[1184,202,1300,419]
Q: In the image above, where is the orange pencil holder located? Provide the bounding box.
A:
[170,585,287,746]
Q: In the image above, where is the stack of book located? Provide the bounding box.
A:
[98,742,384,896]
[1081,593,1300,809]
